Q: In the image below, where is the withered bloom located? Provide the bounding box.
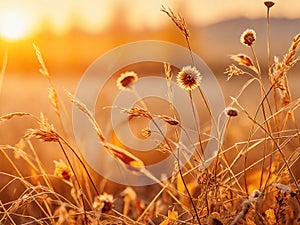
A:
[116,71,138,91]
[240,29,256,46]
[176,66,201,91]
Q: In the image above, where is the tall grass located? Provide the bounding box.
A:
[0,1,300,224]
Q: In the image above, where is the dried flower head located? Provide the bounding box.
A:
[177,66,201,91]
[54,159,73,182]
[264,1,275,8]
[240,29,256,46]
[93,193,114,213]
[225,107,239,117]
[225,64,244,80]
[116,71,138,91]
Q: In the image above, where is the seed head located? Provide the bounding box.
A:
[116,71,138,91]
[225,107,239,117]
[176,66,201,91]
[225,64,244,80]
[240,29,256,46]
[264,1,275,8]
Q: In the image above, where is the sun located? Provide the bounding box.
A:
[0,10,33,41]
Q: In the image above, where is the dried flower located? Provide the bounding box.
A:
[264,1,275,8]
[54,159,73,182]
[116,71,138,91]
[93,192,114,213]
[177,66,201,91]
[225,107,239,117]
[240,29,256,46]
[225,64,244,80]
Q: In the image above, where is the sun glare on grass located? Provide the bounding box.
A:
[0,10,34,41]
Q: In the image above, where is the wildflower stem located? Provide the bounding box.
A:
[57,134,100,196]
[150,118,201,224]
[233,98,300,204]
[57,139,88,225]
[188,90,204,158]
[266,6,271,80]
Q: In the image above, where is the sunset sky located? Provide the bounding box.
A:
[0,0,300,40]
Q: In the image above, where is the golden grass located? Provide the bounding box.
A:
[0,2,300,224]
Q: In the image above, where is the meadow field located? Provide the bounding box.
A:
[0,1,300,224]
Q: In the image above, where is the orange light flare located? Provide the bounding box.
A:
[0,10,36,42]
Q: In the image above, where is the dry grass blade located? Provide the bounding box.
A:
[231,97,300,195]
[0,49,8,95]
[33,43,50,78]
[65,89,105,142]
[0,112,30,123]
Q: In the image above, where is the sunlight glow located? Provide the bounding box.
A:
[0,10,33,41]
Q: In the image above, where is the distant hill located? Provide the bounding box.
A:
[193,17,300,72]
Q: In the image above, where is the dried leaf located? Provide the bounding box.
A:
[103,142,145,172]
[230,54,258,73]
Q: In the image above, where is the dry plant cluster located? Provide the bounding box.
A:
[1,1,300,224]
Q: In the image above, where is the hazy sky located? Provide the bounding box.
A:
[0,0,300,35]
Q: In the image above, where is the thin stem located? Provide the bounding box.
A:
[130,86,201,223]
[57,134,100,196]
[233,98,300,204]
[189,90,204,158]
[151,118,201,224]
[57,139,88,225]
